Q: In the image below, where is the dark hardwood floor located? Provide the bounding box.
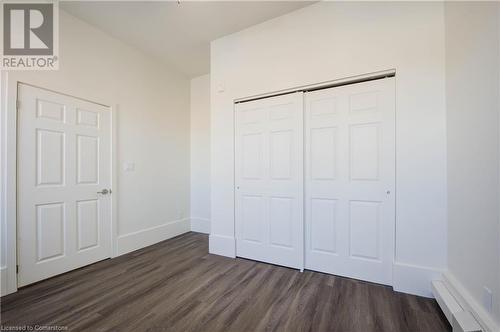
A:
[1,232,450,331]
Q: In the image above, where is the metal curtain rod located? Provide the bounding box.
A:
[234,69,396,104]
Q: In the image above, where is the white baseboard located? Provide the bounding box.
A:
[443,271,499,332]
[205,246,444,298]
[209,234,235,258]
[190,217,210,234]
[1,266,7,296]
[392,262,444,298]
[116,218,190,256]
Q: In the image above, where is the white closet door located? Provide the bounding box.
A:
[17,84,112,287]
[305,78,395,285]
[235,93,304,269]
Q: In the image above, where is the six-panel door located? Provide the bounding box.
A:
[235,93,304,269]
[304,78,395,285]
[17,84,112,287]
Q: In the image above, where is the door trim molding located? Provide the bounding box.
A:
[1,74,118,295]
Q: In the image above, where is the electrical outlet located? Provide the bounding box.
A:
[482,286,493,313]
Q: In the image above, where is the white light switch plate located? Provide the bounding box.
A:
[123,162,135,172]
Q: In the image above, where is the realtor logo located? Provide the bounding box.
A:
[1,1,59,70]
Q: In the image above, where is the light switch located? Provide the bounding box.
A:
[123,162,135,172]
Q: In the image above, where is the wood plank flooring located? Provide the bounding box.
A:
[1,232,450,331]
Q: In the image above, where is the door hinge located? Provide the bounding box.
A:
[16,100,20,110]
[16,265,19,274]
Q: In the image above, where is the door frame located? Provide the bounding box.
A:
[1,74,119,295]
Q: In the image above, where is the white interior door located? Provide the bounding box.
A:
[304,78,395,285]
[235,93,303,269]
[17,84,112,287]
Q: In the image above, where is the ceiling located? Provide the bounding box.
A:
[61,1,313,77]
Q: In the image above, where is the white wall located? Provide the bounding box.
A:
[445,2,500,330]
[190,74,211,234]
[210,1,447,297]
[0,10,190,295]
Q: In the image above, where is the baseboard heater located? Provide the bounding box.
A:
[432,280,482,332]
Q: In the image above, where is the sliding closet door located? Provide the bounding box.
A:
[235,93,303,269]
[305,78,395,285]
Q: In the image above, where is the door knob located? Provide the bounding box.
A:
[97,189,110,195]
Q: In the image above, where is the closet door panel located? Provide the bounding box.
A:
[305,78,395,285]
[235,93,303,269]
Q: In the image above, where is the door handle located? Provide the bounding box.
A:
[97,189,111,195]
